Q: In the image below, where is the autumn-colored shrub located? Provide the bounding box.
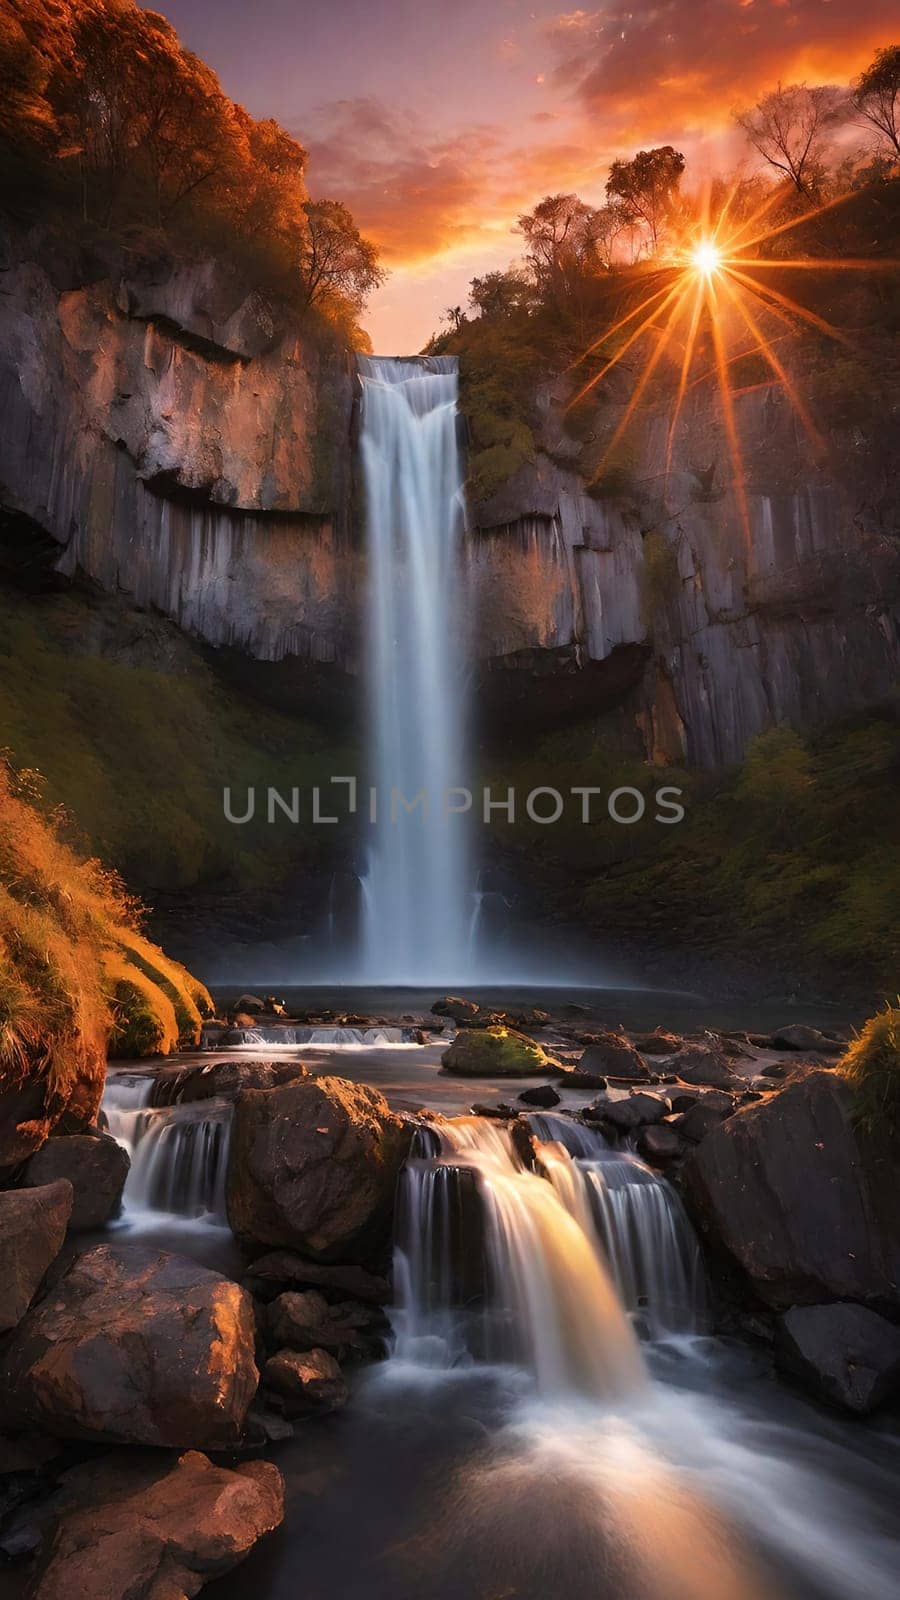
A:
[0,755,211,1166]
[841,1003,900,1134]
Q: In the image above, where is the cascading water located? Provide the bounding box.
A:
[357,355,472,984]
[393,1114,703,1395]
[103,1073,231,1223]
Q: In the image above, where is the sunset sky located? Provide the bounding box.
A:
[149,0,897,350]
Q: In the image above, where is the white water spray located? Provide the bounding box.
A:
[357,355,472,983]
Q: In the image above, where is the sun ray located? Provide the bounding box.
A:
[717,273,825,455]
[665,275,705,482]
[590,282,693,482]
[725,264,853,347]
[707,275,752,549]
[568,278,687,408]
[568,277,675,371]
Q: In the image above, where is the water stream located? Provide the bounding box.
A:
[357,355,472,984]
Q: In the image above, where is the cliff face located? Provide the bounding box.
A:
[0,225,360,668]
[2,220,897,770]
[468,380,900,766]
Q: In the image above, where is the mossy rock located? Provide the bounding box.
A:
[441,1026,561,1078]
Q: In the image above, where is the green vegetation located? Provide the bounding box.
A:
[0,584,356,894]
[488,715,900,989]
[841,1003,900,1134]
[0,754,213,1164]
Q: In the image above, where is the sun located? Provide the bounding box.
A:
[691,239,722,276]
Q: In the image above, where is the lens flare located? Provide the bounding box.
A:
[691,240,721,276]
[567,189,899,548]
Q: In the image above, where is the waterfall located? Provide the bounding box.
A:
[393,1114,705,1395]
[357,354,472,984]
[103,1073,231,1223]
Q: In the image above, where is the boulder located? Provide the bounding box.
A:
[0,1182,73,1333]
[23,1133,129,1229]
[579,1033,651,1082]
[632,1030,683,1056]
[637,1125,684,1166]
[226,1076,412,1263]
[30,1449,283,1600]
[683,1072,900,1309]
[0,1244,258,1447]
[517,1084,561,1108]
[672,1099,735,1145]
[775,1303,900,1415]
[262,1349,347,1417]
[441,1027,561,1078]
[431,996,481,1023]
[565,1070,609,1091]
[243,1251,390,1305]
[675,1047,743,1090]
[771,1025,842,1054]
[266,1289,384,1359]
[595,1092,671,1132]
[154,1059,307,1106]
[234,993,266,1013]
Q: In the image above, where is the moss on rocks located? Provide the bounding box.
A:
[442,1025,561,1078]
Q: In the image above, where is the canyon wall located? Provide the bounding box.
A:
[0,224,360,669]
[1,220,897,768]
[468,381,900,766]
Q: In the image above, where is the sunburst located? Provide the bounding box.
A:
[567,189,899,543]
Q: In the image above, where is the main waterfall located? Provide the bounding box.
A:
[357,355,472,983]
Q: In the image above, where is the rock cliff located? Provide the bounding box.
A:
[468,380,900,766]
[0,223,359,669]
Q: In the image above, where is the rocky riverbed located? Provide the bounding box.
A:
[0,990,898,1599]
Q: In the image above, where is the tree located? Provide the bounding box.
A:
[468,269,531,318]
[516,193,613,301]
[853,45,900,160]
[735,83,846,202]
[605,146,685,253]
[299,199,385,312]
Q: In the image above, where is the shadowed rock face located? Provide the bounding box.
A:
[22,1132,129,1229]
[226,1075,413,1264]
[0,1244,259,1447]
[683,1071,900,1310]
[0,1181,73,1332]
[30,1449,284,1600]
[775,1303,900,1415]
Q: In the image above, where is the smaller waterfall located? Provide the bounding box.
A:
[393,1114,705,1395]
[103,1073,232,1223]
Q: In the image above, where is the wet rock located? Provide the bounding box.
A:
[243,1251,390,1305]
[675,1047,743,1090]
[565,1070,610,1091]
[30,1449,283,1600]
[683,1072,900,1309]
[496,1006,550,1031]
[518,1084,561,1108]
[234,993,266,1013]
[0,1181,73,1332]
[637,1125,684,1166]
[771,1025,842,1054]
[671,1099,734,1145]
[632,1030,683,1056]
[263,1349,347,1417]
[431,996,481,1023]
[23,1133,129,1229]
[669,1089,703,1114]
[579,1033,651,1082]
[227,1075,412,1264]
[154,1058,308,1105]
[266,1289,385,1360]
[0,1244,258,1447]
[471,1102,518,1118]
[442,1026,561,1078]
[775,1303,900,1415]
[593,1092,671,1131]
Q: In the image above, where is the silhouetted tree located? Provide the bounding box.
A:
[299,199,384,311]
[735,83,846,202]
[853,45,900,160]
[605,147,685,253]
[468,269,532,318]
